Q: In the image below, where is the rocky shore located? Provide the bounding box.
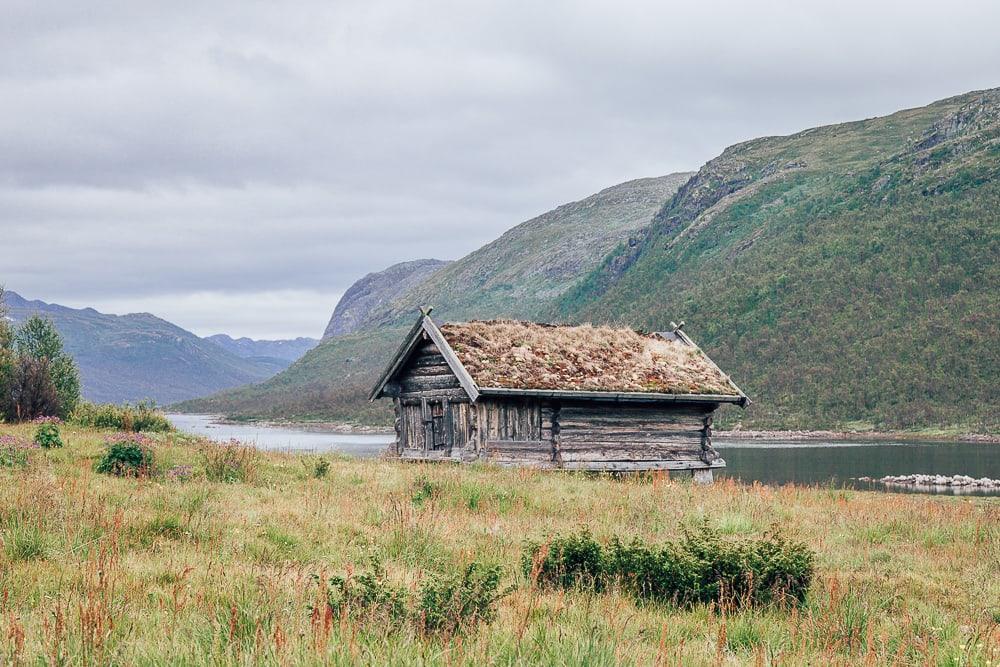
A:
[857,474,1000,489]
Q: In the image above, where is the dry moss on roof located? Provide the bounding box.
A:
[440,320,739,395]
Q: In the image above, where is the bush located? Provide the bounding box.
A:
[417,562,506,634]
[6,315,80,419]
[522,529,606,590]
[95,434,155,477]
[313,457,331,479]
[318,559,508,636]
[7,356,60,421]
[33,420,62,449]
[523,524,815,610]
[202,440,259,483]
[325,560,408,625]
[70,401,173,432]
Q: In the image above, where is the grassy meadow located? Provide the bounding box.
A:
[0,423,997,665]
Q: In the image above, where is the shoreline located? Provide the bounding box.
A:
[716,429,1000,443]
[171,413,997,443]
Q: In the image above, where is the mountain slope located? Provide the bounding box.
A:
[3,292,278,404]
[560,88,1000,431]
[177,174,691,421]
[323,259,449,338]
[359,174,693,327]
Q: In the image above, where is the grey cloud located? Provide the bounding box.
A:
[2,0,999,337]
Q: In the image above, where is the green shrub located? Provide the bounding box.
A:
[522,529,605,590]
[32,420,62,449]
[323,560,408,625]
[202,441,259,483]
[95,434,155,477]
[417,562,506,634]
[313,457,330,479]
[318,559,508,636]
[70,401,173,432]
[523,524,815,610]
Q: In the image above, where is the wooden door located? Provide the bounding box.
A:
[431,401,446,449]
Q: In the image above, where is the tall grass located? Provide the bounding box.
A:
[0,422,995,664]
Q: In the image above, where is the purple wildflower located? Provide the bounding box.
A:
[30,415,62,424]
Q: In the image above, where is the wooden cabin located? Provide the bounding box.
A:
[370,312,749,481]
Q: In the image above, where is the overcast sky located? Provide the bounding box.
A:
[2,0,998,339]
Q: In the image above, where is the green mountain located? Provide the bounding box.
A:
[179,88,1000,433]
[174,174,692,421]
[3,291,280,405]
[560,88,1000,432]
[323,259,450,338]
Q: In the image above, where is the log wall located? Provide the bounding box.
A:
[385,337,722,471]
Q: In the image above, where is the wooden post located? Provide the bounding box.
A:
[421,397,432,452]
[443,397,452,454]
[393,399,403,454]
[550,402,562,467]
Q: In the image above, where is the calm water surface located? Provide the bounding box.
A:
[715,438,1000,496]
[168,415,999,496]
[166,414,393,457]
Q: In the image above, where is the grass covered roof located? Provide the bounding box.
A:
[439,320,741,396]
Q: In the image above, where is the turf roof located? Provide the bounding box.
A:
[439,320,741,396]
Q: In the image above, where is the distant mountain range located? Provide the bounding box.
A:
[205,334,318,374]
[2,291,316,405]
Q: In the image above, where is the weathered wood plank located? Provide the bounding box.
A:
[399,389,469,403]
[560,459,726,471]
[484,439,550,452]
[557,431,704,443]
[559,447,706,462]
[401,375,462,392]
[405,364,455,377]
[410,352,448,367]
[558,416,705,429]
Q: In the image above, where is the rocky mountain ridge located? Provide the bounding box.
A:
[2,291,292,405]
[322,259,449,338]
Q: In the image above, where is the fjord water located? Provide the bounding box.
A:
[715,439,1000,496]
[167,414,393,457]
[169,415,999,495]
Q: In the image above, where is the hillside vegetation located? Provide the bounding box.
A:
[561,88,1000,432]
[362,174,693,327]
[0,423,996,664]
[323,259,450,338]
[174,327,406,423]
[181,89,999,433]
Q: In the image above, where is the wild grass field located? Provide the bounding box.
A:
[0,423,997,665]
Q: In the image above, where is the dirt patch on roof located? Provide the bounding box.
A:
[439,320,740,395]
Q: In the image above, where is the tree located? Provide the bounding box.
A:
[9,356,59,421]
[14,315,64,361]
[4,314,81,420]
